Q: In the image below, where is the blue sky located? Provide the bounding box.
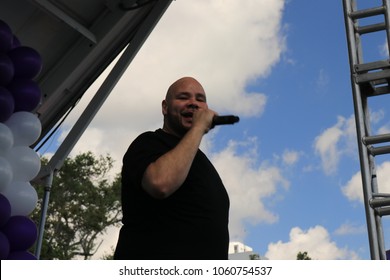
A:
[39,0,390,259]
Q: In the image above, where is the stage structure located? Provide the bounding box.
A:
[0,0,173,259]
[342,0,390,259]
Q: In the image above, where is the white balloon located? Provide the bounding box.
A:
[0,156,13,193]
[5,146,41,181]
[2,181,38,216]
[5,111,42,146]
[0,123,14,155]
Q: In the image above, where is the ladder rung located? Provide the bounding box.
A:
[368,145,390,156]
[363,134,390,145]
[355,69,390,83]
[373,193,390,198]
[376,207,390,217]
[370,197,390,208]
[356,22,387,34]
[370,79,390,87]
[355,60,390,73]
[349,6,385,19]
[360,80,390,96]
[363,83,390,97]
[372,85,390,95]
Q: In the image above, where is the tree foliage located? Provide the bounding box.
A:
[31,152,122,259]
[297,251,312,260]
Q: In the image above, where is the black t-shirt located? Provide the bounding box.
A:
[114,129,230,260]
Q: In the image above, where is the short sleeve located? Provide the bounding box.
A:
[121,131,175,189]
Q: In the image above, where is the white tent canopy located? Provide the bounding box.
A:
[1,0,172,147]
[0,0,172,258]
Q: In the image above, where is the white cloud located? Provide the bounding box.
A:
[314,115,356,175]
[370,109,385,124]
[314,117,345,175]
[314,112,390,202]
[378,123,390,134]
[265,226,359,260]
[282,149,300,165]
[316,68,329,90]
[367,109,390,134]
[342,161,390,203]
[380,40,389,57]
[210,138,289,242]
[334,222,366,236]
[341,171,363,203]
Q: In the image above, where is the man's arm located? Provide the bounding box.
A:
[141,110,213,199]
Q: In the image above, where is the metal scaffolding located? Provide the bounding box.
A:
[342,0,390,259]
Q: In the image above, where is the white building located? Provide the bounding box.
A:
[228,241,266,260]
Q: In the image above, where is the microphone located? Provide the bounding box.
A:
[212,115,240,126]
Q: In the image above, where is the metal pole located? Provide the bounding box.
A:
[34,169,53,259]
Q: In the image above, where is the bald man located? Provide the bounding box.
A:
[114,77,230,260]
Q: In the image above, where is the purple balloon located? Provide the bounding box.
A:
[0,194,11,227]
[0,231,10,260]
[7,250,37,260]
[0,53,15,85]
[0,86,15,122]
[12,35,21,49]
[0,20,13,53]
[7,46,42,79]
[2,215,37,251]
[7,79,41,112]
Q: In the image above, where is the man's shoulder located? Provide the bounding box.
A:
[131,129,169,145]
[137,130,156,138]
[135,129,161,141]
[128,129,178,152]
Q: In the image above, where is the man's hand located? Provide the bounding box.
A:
[191,108,217,134]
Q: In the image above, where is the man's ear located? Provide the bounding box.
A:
[162,100,168,115]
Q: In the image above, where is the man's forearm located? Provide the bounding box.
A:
[141,126,205,199]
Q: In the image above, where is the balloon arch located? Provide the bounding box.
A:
[1,19,43,260]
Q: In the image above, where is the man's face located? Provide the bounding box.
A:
[162,79,208,136]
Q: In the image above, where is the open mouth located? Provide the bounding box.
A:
[182,112,193,117]
[181,112,193,122]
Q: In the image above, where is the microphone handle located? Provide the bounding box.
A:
[212,115,240,126]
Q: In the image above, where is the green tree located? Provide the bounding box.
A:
[31,152,122,259]
[297,251,312,260]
